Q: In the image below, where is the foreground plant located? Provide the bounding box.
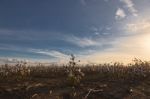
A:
[66,54,84,87]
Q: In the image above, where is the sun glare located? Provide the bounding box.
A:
[142,35,150,53]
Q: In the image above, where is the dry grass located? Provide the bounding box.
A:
[0,58,150,99]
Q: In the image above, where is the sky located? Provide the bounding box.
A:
[0,0,150,64]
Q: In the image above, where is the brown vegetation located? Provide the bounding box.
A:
[0,58,150,99]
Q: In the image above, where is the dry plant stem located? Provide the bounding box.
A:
[84,88,103,99]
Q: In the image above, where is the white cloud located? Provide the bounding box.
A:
[31,49,68,59]
[126,18,150,34]
[102,32,110,35]
[94,32,100,35]
[115,8,126,20]
[120,0,138,16]
[76,17,150,64]
[106,26,112,30]
[29,49,70,63]
[65,36,99,47]
[0,44,27,51]
[78,35,150,64]
[91,26,99,32]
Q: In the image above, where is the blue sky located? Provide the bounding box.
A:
[0,0,150,63]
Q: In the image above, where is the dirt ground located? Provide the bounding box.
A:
[0,75,150,99]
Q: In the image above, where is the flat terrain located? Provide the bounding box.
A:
[1,78,150,99]
[0,65,150,99]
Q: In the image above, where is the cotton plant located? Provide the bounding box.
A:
[66,54,84,86]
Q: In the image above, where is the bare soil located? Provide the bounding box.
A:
[0,73,150,99]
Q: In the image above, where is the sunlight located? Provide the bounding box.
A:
[142,34,150,54]
[125,15,150,55]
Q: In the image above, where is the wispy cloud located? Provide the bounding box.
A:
[0,29,61,41]
[80,0,86,5]
[0,29,14,35]
[0,44,24,51]
[90,26,112,36]
[78,36,150,64]
[30,49,69,59]
[30,49,70,63]
[115,8,126,20]
[120,0,138,16]
[0,45,69,63]
[126,18,150,34]
[65,35,99,47]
